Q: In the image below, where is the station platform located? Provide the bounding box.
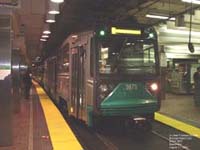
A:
[155,93,200,139]
[160,93,200,127]
[0,81,83,150]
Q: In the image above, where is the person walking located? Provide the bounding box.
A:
[23,69,32,99]
[193,67,200,106]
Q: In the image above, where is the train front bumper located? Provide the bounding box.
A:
[100,101,159,116]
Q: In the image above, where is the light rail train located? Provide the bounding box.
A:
[41,26,161,129]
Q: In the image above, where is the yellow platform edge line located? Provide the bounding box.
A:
[155,112,200,139]
[33,81,83,150]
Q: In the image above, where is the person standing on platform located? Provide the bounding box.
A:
[23,69,32,99]
[193,67,200,106]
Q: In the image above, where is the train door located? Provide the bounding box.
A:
[71,46,86,119]
[71,47,79,118]
[78,46,86,120]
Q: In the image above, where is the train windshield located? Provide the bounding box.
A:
[98,37,157,75]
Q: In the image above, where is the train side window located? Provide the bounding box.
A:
[90,37,95,77]
[58,43,69,74]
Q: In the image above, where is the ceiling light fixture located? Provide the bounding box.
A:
[43,24,51,34]
[46,19,55,23]
[182,0,200,5]
[46,14,55,23]
[48,2,60,14]
[146,14,169,19]
[43,30,51,34]
[50,0,64,3]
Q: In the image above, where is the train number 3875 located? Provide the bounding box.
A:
[125,84,138,91]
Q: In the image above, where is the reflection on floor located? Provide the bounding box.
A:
[160,93,200,127]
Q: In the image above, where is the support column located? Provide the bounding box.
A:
[12,49,21,113]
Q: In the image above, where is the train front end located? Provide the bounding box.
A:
[94,26,160,127]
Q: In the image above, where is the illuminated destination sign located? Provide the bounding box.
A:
[0,0,19,7]
[111,27,141,35]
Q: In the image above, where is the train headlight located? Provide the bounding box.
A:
[150,83,158,91]
[146,82,159,96]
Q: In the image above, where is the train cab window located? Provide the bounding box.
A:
[57,43,70,74]
[98,37,157,75]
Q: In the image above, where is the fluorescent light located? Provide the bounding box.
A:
[50,0,64,3]
[43,30,51,34]
[146,14,169,19]
[182,0,200,4]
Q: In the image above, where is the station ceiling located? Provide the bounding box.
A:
[8,0,200,62]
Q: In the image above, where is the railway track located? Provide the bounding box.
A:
[66,118,166,150]
[63,115,199,150]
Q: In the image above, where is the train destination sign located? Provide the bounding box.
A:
[111,27,141,35]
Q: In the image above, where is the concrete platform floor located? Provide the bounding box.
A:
[160,93,200,127]
[0,88,52,150]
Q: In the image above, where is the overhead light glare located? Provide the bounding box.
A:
[146,14,169,19]
[43,30,51,34]
[50,0,64,3]
[182,0,200,4]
